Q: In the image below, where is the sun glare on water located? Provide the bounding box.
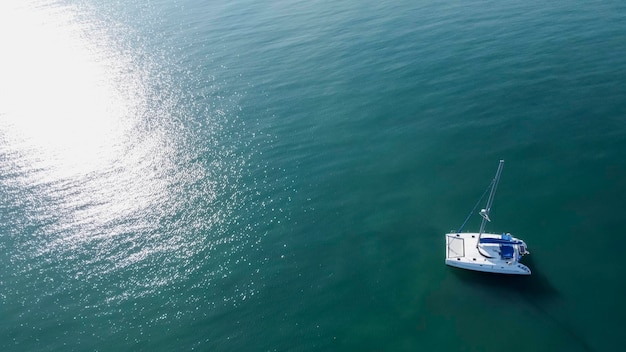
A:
[0,1,190,272]
[0,1,138,178]
[0,1,257,316]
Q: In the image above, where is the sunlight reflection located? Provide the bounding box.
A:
[0,1,135,178]
[0,1,183,255]
[0,0,250,308]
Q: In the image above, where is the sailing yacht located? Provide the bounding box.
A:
[445,160,531,275]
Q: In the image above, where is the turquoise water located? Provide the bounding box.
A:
[1,0,626,351]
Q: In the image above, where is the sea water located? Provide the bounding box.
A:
[1,0,626,351]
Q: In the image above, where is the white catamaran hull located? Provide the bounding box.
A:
[445,232,531,275]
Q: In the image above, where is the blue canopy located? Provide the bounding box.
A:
[501,245,515,259]
[478,238,523,245]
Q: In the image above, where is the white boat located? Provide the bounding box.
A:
[445,160,531,275]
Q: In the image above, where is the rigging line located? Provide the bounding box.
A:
[456,178,494,233]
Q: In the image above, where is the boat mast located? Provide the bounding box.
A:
[479,160,504,236]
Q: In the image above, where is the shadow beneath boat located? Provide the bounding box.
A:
[450,255,558,300]
[451,256,596,352]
